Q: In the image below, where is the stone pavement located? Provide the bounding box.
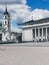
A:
[0,42,49,65]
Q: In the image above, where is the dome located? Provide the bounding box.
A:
[3,7,10,16]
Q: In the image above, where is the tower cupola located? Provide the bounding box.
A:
[3,7,9,16]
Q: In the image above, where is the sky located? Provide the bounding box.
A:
[0,0,49,32]
[27,0,49,10]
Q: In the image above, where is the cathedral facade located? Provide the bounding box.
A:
[22,18,49,42]
[0,7,11,41]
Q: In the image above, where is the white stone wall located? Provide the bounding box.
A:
[22,28,33,42]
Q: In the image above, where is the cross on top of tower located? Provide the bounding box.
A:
[5,7,7,13]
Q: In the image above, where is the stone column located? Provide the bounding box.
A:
[46,27,47,41]
[38,28,40,41]
[35,28,36,41]
[32,29,33,41]
[41,28,43,41]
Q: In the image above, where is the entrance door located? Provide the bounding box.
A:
[0,34,2,41]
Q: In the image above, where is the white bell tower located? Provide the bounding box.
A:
[2,7,11,41]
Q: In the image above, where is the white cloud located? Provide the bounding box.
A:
[30,9,49,20]
[0,0,26,5]
[0,4,31,23]
[0,0,49,33]
[0,0,31,32]
[11,24,22,33]
[11,8,49,32]
[18,8,49,23]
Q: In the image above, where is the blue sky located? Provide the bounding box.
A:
[0,0,49,32]
[27,0,49,10]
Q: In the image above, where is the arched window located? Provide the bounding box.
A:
[5,16,7,19]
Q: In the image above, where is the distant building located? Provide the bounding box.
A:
[22,18,49,42]
[11,32,22,43]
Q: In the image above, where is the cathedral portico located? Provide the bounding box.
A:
[32,27,48,42]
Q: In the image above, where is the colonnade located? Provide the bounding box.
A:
[32,27,49,42]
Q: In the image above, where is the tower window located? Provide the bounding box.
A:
[5,16,8,19]
[5,21,6,24]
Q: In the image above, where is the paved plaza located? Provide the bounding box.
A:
[0,42,49,65]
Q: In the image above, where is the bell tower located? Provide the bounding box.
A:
[2,7,11,41]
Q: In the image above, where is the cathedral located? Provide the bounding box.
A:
[22,18,49,42]
[0,7,11,41]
